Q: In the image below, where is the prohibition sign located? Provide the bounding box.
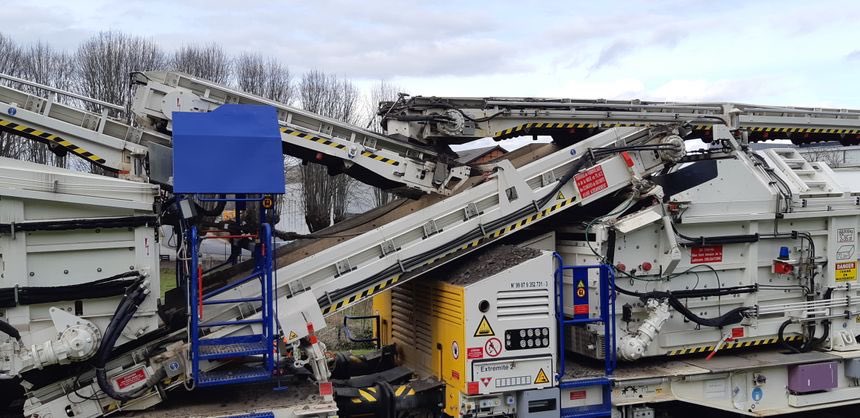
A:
[484,337,502,357]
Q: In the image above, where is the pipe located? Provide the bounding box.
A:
[619,299,670,361]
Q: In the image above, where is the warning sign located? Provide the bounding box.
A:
[534,368,549,384]
[480,377,492,387]
[467,347,484,359]
[262,195,274,209]
[556,190,566,200]
[836,261,857,282]
[485,338,503,357]
[573,271,589,318]
[474,315,495,337]
[115,368,147,390]
[287,330,299,341]
[691,245,723,264]
[574,166,609,199]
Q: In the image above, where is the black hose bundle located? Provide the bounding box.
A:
[93,278,158,401]
[779,288,833,353]
[615,284,756,328]
[0,271,141,308]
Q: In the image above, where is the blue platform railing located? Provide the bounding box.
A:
[187,198,277,388]
[554,253,617,418]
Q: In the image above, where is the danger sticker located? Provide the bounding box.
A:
[836,261,857,282]
[467,347,484,359]
[691,245,723,264]
[574,166,609,199]
[474,315,495,337]
[570,390,587,400]
[114,368,147,390]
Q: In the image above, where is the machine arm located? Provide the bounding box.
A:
[0,72,470,195]
[131,71,470,195]
[381,96,860,145]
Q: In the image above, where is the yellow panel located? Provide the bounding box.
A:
[371,290,392,346]
[431,281,467,402]
[445,383,462,417]
[389,279,468,414]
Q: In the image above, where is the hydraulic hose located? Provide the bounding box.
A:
[94,280,154,401]
[778,319,800,353]
[615,284,755,328]
[0,318,20,341]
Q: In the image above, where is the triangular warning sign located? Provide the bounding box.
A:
[480,377,492,387]
[535,368,549,384]
[288,330,299,340]
[556,191,566,201]
[474,315,495,337]
[577,280,585,288]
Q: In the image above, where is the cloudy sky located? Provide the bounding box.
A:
[2,0,859,110]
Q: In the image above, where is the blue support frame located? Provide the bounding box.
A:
[554,253,617,417]
[187,195,278,387]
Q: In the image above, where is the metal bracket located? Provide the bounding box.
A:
[379,240,397,257]
[464,202,479,220]
[335,259,353,277]
[422,220,440,238]
[541,171,557,187]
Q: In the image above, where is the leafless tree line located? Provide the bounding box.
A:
[0,30,401,232]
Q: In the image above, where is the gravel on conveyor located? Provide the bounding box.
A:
[436,244,543,286]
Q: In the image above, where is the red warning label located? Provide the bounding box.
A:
[691,245,722,264]
[467,347,484,359]
[574,166,609,199]
[573,304,589,315]
[570,390,587,400]
[114,368,146,390]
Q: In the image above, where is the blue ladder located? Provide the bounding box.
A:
[188,220,277,388]
[554,254,616,418]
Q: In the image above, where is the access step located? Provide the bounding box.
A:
[197,366,271,387]
[198,335,269,360]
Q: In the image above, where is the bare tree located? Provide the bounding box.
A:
[298,70,361,232]
[801,147,844,168]
[366,80,402,207]
[172,43,232,84]
[75,31,168,115]
[18,42,77,167]
[235,53,294,104]
[0,32,25,159]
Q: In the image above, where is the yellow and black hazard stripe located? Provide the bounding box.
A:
[749,127,860,134]
[0,117,106,165]
[494,122,598,139]
[349,385,417,404]
[666,335,801,356]
[322,274,402,315]
[323,197,579,316]
[280,127,399,166]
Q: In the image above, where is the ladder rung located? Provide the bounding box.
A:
[203,297,262,305]
[199,318,264,328]
[793,169,816,175]
[564,318,603,325]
